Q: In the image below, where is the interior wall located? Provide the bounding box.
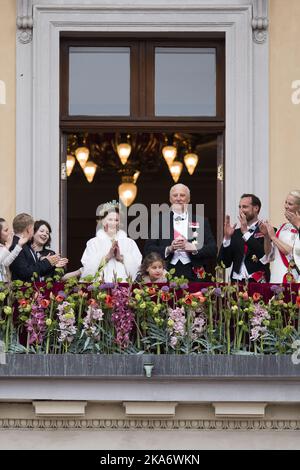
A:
[0,0,16,223]
[269,0,300,227]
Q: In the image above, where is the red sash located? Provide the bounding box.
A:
[276,224,297,282]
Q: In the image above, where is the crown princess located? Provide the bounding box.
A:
[96,200,120,218]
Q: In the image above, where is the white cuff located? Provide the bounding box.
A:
[222,238,231,248]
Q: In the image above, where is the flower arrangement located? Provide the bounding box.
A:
[0,274,300,355]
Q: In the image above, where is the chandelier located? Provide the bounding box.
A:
[66,132,201,205]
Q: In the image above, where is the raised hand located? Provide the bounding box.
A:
[265,221,276,241]
[238,211,248,234]
[18,232,30,247]
[285,210,300,229]
[258,220,268,236]
[224,215,236,240]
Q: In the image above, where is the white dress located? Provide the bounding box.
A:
[269,223,300,283]
[80,229,142,282]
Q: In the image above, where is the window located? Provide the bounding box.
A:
[69,47,130,116]
[60,35,224,122]
[155,47,216,116]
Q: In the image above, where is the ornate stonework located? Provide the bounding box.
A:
[252,0,269,44]
[16,0,33,44]
[0,418,299,431]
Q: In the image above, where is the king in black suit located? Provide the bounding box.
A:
[144,184,217,281]
[217,193,270,282]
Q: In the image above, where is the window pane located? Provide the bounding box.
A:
[155,47,216,116]
[69,47,130,116]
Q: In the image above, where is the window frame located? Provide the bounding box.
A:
[60,33,225,124]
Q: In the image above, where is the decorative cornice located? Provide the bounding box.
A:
[252,0,269,44]
[0,418,299,431]
[16,0,33,44]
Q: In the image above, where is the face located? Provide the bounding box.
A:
[33,224,50,246]
[0,221,11,243]
[103,212,119,232]
[239,197,259,222]
[147,261,164,280]
[285,194,300,214]
[170,185,190,211]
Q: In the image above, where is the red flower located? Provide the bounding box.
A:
[88,298,98,307]
[105,295,113,308]
[39,298,50,309]
[18,299,27,307]
[190,291,206,303]
[192,266,206,279]
[147,287,157,296]
[55,295,64,303]
[252,292,261,302]
[183,294,193,305]
[296,296,300,308]
[161,292,171,302]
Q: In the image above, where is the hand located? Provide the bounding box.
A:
[171,237,186,251]
[224,215,236,240]
[238,211,248,234]
[105,241,117,262]
[258,220,268,236]
[265,221,276,240]
[184,241,198,252]
[114,242,124,263]
[45,254,60,266]
[18,232,30,247]
[55,257,69,268]
[285,210,300,229]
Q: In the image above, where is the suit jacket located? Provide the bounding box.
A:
[217,226,270,281]
[9,236,55,282]
[144,211,217,273]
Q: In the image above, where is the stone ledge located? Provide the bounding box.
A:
[0,354,299,379]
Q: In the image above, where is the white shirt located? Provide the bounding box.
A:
[222,222,261,280]
[169,212,191,266]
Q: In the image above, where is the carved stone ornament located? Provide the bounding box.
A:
[252,0,269,44]
[0,417,299,431]
[16,0,33,44]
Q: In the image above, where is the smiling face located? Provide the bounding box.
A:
[285,194,300,214]
[147,261,164,281]
[33,224,50,247]
[170,184,190,213]
[239,197,259,223]
[102,211,120,233]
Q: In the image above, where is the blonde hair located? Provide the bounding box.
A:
[13,213,34,233]
[289,190,300,207]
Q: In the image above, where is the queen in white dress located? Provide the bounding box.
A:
[264,191,300,283]
[80,203,142,282]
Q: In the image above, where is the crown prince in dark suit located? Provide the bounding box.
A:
[217,193,270,282]
[144,184,217,281]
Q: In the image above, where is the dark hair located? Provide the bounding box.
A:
[34,220,52,247]
[240,194,261,212]
[0,218,5,244]
[139,252,165,278]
